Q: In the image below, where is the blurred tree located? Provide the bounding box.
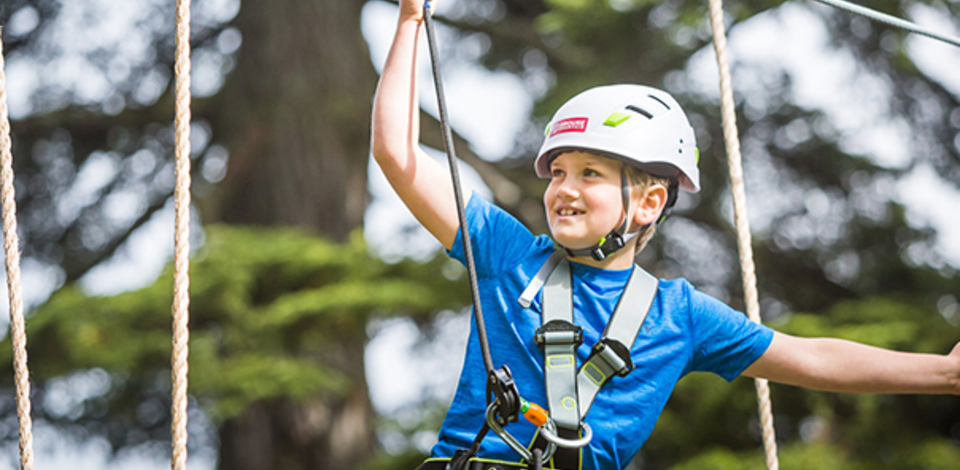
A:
[0,0,958,469]
[0,0,428,469]
[11,225,467,469]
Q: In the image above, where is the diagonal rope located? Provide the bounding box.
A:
[171,0,192,469]
[706,1,780,469]
[0,26,36,470]
[810,0,960,48]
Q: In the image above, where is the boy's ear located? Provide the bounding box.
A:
[633,184,667,227]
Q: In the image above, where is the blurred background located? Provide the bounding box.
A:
[0,0,958,469]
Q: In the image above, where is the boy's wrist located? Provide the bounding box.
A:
[397,12,425,27]
[398,2,427,25]
[949,346,960,395]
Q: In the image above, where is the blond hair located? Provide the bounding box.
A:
[623,165,672,255]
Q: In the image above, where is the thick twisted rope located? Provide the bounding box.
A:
[706,1,780,469]
[171,0,192,469]
[0,27,36,470]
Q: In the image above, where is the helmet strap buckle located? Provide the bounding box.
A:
[591,232,624,261]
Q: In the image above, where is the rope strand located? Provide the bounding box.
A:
[0,26,36,470]
[422,3,495,376]
[706,2,780,469]
[171,1,193,469]
[811,0,960,48]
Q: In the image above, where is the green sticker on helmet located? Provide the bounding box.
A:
[603,111,631,127]
[544,123,551,137]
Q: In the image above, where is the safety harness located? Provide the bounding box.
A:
[521,251,658,469]
[431,251,659,470]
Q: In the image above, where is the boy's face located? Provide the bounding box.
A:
[543,151,627,250]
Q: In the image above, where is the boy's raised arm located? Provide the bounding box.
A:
[743,332,960,395]
[371,0,460,250]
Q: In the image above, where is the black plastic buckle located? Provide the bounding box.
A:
[591,232,625,261]
[447,449,471,470]
[534,319,584,349]
[591,338,634,377]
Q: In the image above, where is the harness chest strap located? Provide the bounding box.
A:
[576,265,657,417]
[539,259,581,430]
[522,253,659,431]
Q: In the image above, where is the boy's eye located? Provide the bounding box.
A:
[583,168,600,177]
[551,168,565,178]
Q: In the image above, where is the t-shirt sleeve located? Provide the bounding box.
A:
[685,282,774,381]
[446,192,539,277]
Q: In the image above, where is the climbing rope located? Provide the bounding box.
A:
[706,1,780,470]
[0,26,36,470]
[171,0,193,468]
[811,0,960,48]
[422,1,494,376]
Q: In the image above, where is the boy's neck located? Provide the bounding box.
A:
[566,249,636,270]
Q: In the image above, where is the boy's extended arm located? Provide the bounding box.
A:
[743,332,960,395]
[371,0,459,250]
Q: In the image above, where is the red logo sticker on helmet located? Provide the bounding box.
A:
[549,117,589,137]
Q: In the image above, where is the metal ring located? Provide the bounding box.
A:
[538,421,593,449]
[485,402,558,462]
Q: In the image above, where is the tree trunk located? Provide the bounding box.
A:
[211,0,375,241]
[217,336,376,470]
[210,1,379,469]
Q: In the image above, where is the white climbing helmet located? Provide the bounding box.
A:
[535,84,701,193]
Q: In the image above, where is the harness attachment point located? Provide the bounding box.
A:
[534,320,584,349]
[589,338,634,377]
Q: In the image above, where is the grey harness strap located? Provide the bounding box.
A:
[538,258,581,430]
[520,254,659,433]
[519,250,565,309]
[577,265,657,416]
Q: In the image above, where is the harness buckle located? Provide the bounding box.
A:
[534,320,583,349]
[590,338,634,377]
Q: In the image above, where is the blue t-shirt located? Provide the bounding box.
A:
[434,194,773,470]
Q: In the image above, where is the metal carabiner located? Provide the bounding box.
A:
[485,401,558,463]
[537,421,593,449]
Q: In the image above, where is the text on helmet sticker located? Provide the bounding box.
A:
[549,117,589,137]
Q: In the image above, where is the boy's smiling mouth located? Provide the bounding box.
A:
[555,204,585,218]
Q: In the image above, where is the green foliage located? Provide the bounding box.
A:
[645,296,960,469]
[354,450,429,470]
[1,225,467,437]
[666,438,960,470]
[667,443,864,470]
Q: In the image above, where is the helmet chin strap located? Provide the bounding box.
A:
[562,169,637,262]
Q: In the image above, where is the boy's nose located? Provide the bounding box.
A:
[555,179,580,199]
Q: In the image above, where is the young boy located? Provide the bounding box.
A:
[370,1,960,469]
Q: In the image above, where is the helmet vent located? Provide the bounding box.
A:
[625,105,653,119]
[648,94,671,110]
